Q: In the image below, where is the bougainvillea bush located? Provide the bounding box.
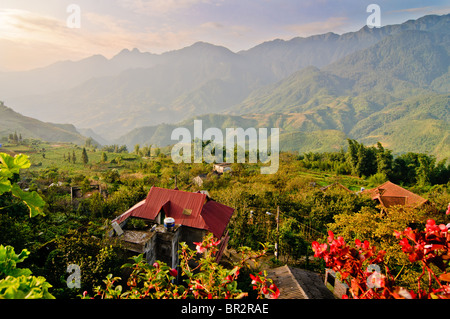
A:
[312,217,450,299]
[83,233,279,299]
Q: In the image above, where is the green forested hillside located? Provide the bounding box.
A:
[221,28,450,159]
[0,103,88,144]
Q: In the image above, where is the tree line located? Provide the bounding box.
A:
[300,139,450,187]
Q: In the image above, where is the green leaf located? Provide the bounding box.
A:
[11,185,45,217]
[0,245,31,278]
[0,177,11,195]
[13,154,31,170]
[0,153,29,174]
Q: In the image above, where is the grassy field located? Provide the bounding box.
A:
[0,141,140,176]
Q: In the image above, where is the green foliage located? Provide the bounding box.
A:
[0,153,45,217]
[84,234,278,299]
[0,245,54,299]
[44,230,126,298]
[328,205,433,290]
[81,148,89,164]
[0,133,448,299]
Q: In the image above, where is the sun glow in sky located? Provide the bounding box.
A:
[0,0,449,71]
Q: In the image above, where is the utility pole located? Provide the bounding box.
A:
[275,206,280,260]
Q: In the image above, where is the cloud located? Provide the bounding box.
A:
[0,9,67,42]
[387,5,450,15]
[117,0,220,15]
[200,21,224,29]
[285,16,350,37]
[0,8,205,70]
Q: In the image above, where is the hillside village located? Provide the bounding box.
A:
[1,137,449,299]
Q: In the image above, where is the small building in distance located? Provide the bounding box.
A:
[213,163,232,174]
[193,174,208,187]
[362,181,429,209]
[70,184,104,200]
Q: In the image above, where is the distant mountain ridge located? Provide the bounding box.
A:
[0,13,448,158]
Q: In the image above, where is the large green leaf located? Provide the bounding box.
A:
[0,153,31,176]
[11,185,45,218]
[0,245,31,278]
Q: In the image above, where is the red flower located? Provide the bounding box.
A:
[399,238,412,253]
[327,231,334,242]
[312,241,328,257]
[169,268,178,277]
[250,273,262,285]
[426,219,438,232]
[446,203,450,215]
[269,284,280,299]
[362,240,370,250]
[211,239,221,246]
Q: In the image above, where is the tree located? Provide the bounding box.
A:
[81,147,89,164]
[134,144,140,155]
[85,137,93,148]
[346,139,377,177]
[101,152,108,163]
[416,154,435,187]
[278,218,307,262]
[376,142,393,177]
[72,150,76,164]
[141,145,151,157]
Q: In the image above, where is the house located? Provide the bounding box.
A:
[70,184,103,201]
[193,171,220,187]
[193,174,208,187]
[267,265,335,299]
[362,181,429,209]
[213,163,232,174]
[111,186,235,270]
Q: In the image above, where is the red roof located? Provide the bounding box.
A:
[113,186,234,238]
[363,181,428,208]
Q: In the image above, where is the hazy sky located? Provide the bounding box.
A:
[0,0,449,71]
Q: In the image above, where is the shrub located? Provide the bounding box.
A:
[312,219,450,299]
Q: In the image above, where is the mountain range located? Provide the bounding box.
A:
[0,13,448,159]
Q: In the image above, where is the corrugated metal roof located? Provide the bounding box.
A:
[113,186,234,238]
[363,181,428,208]
[267,265,335,299]
[201,200,234,238]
